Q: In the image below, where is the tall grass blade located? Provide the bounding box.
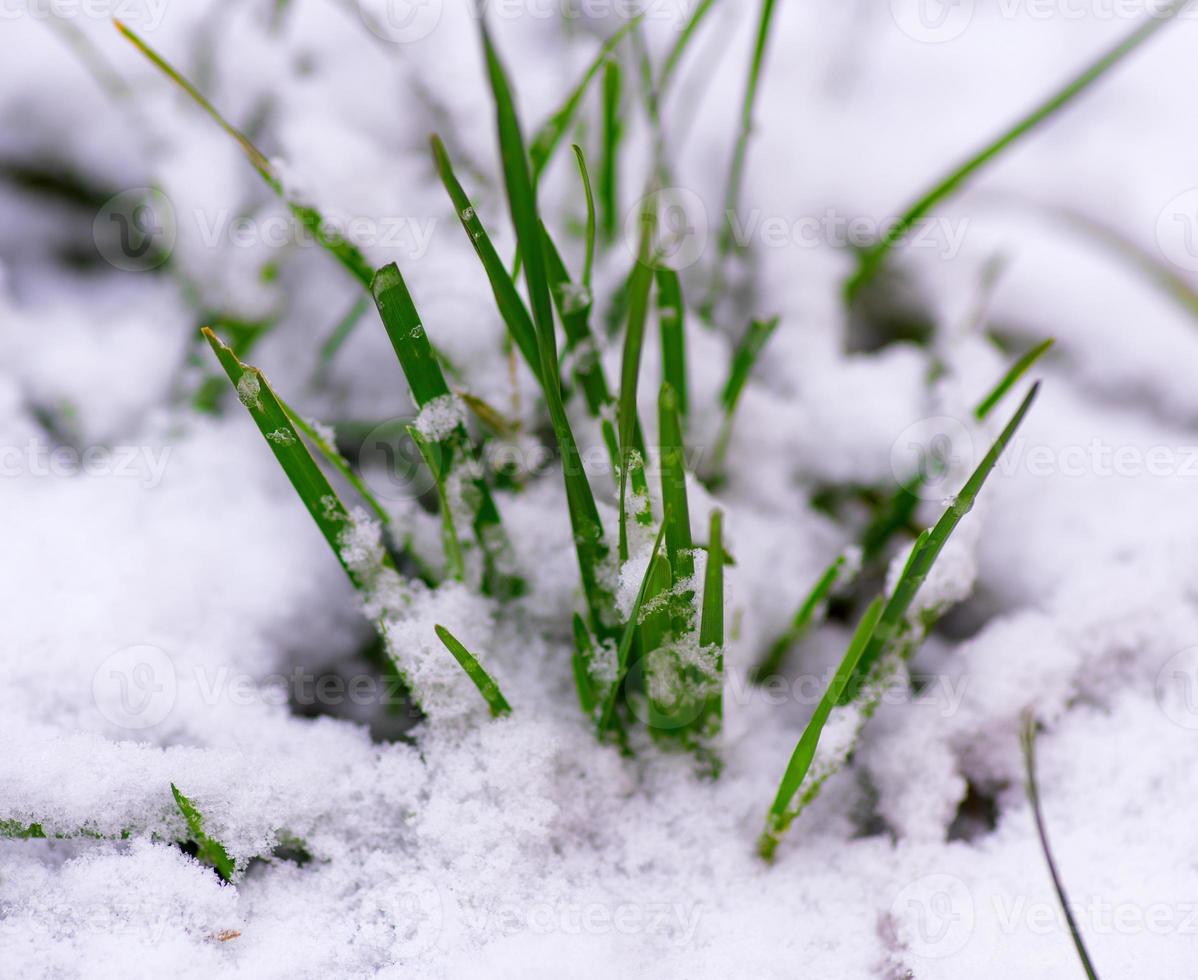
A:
[698,508,725,734]
[659,0,720,96]
[753,553,847,682]
[430,135,543,386]
[572,145,597,289]
[843,383,1040,696]
[480,21,615,633]
[599,58,623,244]
[974,338,1054,420]
[618,211,656,559]
[710,315,779,477]
[529,20,639,180]
[844,2,1191,300]
[1021,714,1101,980]
[658,381,694,585]
[116,20,375,289]
[434,625,512,717]
[758,597,884,861]
[657,269,688,419]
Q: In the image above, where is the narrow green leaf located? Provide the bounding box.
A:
[759,597,884,861]
[974,338,1054,420]
[572,144,597,290]
[430,135,543,387]
[202,328,381,592]
[698,508,725,731]
[434,625,512,717]
[1021,714,1101,980]
[659,0,720,95]
[710,315,779,477]
[370,264,451,408]
[529,20,639,180]
[117,20,375,289]
[481,21,614,631]
[658,381,693,583]
[845,2,1191,300]
[171,783,234,881]
[571,613,598,715]
[599,58,623,244]
[598,518,670,736]
[657,269,688,418]
[845,383,1040,695]
[408,425,465,583]
[753,553,846,682]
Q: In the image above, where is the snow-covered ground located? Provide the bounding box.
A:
[3,1,1198,976]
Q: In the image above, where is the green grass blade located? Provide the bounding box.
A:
[1021,714,1101,980]
[117,20,375,289]
[753,553,847,682]
[430,135,543,387]
[571,614,598,716]
[171,784,234,881]
[698,508,725,732]
[434,625,512,717]
[315,296,370,379]
[707,0,780,310]
[658,381,693,583]
[845,2,1190,300]
[202,328,383,592]
[480,21,615,631]
[572,145,597,290]
[659,0,720,95]
[371,263,521,598]
[408,425,465,582]
[710,315,779,477]
[758,597,884,861]
[618,213,656,559]
[599,58,623,244]
[657,269,688,419]
[529,20,639,181]
[598,518,670,736]
[974,338,1054,420]
[844,383,1040,696]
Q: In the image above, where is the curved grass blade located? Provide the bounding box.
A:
[599,58,623,244]
[758,597,884,862]
[1021,714,1101,980]
[430,135,543,387]
[710,315,779,478]
[116,20,375,289]
[434,625,512,717]
[598,518,669,736]
[753,553,847,682]
[529,19,640,180]
[481,21,615,632]
[171,784,234,881]
[659,0,720,96]
[657,269,688,419]
[843,383,1040,697]
[844,1,1192,301]
[202,328,387,592]
[572,145,597,290]
[707,0,780,313]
